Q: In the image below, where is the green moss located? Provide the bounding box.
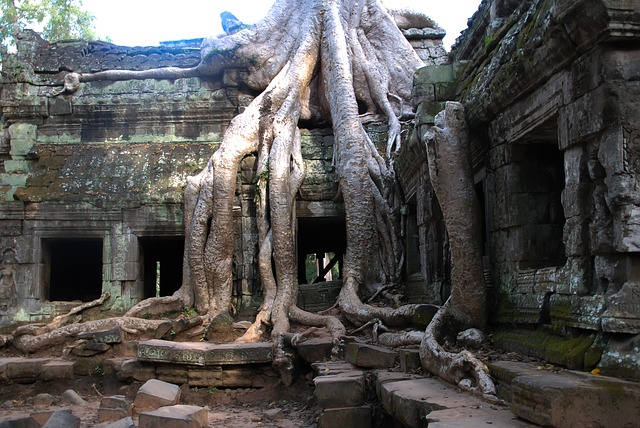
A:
[492,328,595,370]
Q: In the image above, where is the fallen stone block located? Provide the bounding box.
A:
[0,415,39,428]
[33,393,55,407]
[314,371,365,408]
[138,405,208,428]
[41,360,74,381]
[60,390,87,406]
[100,417,135,428]
[98,395,132,423]
[318,406,371,428]
[345,343,397,369]
[29,409,70,427]
[101,395,131,410]
[41,410,80,428]
[98,408,131,423]
[134,379,181,413]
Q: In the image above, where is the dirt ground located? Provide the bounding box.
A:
[0,372,320,427]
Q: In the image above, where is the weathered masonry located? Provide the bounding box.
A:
[1,0,639,382]
[0,23,446,320]
[403,0,640,380]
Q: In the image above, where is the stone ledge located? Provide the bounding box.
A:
[137,340,273,366]
[489,360,640,428]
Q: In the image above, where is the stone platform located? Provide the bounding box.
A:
[133,340,277,388]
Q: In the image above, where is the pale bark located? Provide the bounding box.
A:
[418,102,494,395]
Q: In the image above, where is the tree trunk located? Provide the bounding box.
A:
[418,102,494,395]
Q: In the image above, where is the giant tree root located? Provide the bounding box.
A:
[11,317,168,354]
[419,303,496,396]
[13,292,111,338]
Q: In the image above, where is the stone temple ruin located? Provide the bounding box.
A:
[0,0,639,427]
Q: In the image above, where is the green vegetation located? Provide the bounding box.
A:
[1,0,97,62]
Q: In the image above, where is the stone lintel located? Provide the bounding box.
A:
[137,340,273,366]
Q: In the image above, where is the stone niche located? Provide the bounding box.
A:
[409,0,640,379]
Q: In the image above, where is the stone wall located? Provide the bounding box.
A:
[408,0,640,379]
[0,20,447,324]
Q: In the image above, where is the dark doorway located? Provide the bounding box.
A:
[140,237,184,298]
[297,217,347,284]
[45,239,103,302]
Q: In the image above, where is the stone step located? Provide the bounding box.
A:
[136,339,272,366]
[375,371,536,428]
[0,357,74,383]
[489,360,640,428]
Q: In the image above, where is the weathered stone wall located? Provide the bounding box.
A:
[0,20,448,324]
[408,0,640,379]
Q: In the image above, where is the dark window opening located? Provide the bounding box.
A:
[45,239,103,302]
[510,141,566,269]
[140,237,184,299]
[405,199,421,276]
[297,217,346,284]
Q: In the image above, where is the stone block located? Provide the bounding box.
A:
[5,358,50,383]
[60,390,87,406]
[98,395,132,422]
[0,415,39,428]
[72,342,111,357]
[598,334,640,381]
[98,408,130,423]
[100,417,135,428]
[376,377,447,428]
[510,371,640,428]
[138,405,208,428]
[297,338,334,363]
[47,97,73,116]
[137,340,273,366]
[134,379,181,413]
[311,361,360,376]
[101,395,131,411]
[115,359,155,382]
[41,410,80,428]
[8,124,37,158]
[344,343,397,369]
[33,394,55,407]
[314,372,365,408]
[156,363,189,385]
[41,360,74,381]
[29,409,70,427]
[3,160,30,173]
[399,349,422,373]
[0,358,23,380]
[318,406,371,428]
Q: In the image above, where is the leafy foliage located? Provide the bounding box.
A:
[0,0,96,56]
